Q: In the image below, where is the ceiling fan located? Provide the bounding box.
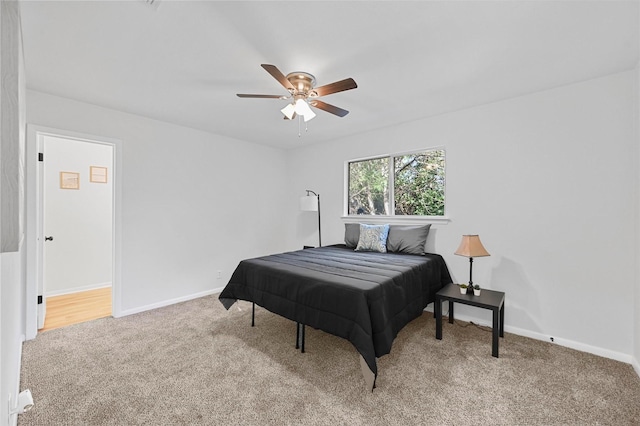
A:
[237,64,357,124]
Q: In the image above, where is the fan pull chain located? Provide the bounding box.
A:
[298,115,301,137]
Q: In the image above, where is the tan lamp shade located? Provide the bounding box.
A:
[454,235,490,258]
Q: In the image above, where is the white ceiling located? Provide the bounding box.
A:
[19,1,639,150]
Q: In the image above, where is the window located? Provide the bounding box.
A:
[347,149,445,217]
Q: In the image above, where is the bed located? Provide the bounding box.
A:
[218,229,453,389]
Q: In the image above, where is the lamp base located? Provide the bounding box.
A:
[466,284,474,295]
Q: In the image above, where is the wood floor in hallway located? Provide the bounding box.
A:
[41,286,112,332]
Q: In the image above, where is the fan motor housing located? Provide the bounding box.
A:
[286,72,316,96]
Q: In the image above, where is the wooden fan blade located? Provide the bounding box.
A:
[309,100,349,117]
[261,64,295,91]
[312,78,357,97]
[237,94,285,99]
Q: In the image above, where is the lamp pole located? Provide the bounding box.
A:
[467,257,474,294]
[317,193,321,247]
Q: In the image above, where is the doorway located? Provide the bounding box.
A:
[26,125,121,340]
[42,135,113,330]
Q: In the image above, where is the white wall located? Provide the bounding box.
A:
[286,71,637,362]
[0,1,26,425]
[27,90,289,315]
[43,136,113,295]
[0,0,23,253]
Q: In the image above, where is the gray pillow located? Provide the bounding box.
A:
[344,223,363,248]
[386,224,431,255]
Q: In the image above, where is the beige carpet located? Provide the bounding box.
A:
[19,295,640,425]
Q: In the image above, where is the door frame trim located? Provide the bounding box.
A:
[25,124,122,339]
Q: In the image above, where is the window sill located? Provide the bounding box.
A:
[340,215,451,225]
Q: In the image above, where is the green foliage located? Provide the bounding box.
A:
[348,157,389,215]
[394,150,445,216]
[348,150,445,216]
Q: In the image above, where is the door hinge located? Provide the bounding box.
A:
[37,295,43,305]
[38,153,44,162]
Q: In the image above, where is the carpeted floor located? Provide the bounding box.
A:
[19,294,640,425]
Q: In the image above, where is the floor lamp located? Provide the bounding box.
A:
[300,190,321,247]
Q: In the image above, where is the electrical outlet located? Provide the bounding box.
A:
[217,270,222,279]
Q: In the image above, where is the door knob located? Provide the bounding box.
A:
[45,236,54,242]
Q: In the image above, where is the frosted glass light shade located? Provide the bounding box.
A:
[295,98,312,114]
[281,103,296,119]
[295,99,316,122]
[302,108,316,122]
[299,195,318,211]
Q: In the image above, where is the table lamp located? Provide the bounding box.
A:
[454,235,490,294]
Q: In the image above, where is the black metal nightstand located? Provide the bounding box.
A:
[435,283,505,357]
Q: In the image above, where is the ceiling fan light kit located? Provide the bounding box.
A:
[237,64,357,137]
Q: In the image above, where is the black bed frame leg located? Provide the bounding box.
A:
[251,302,255,327]
[295,322,306,353]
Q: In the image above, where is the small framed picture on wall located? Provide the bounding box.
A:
[90,166,108,183]
[60,172,80,190]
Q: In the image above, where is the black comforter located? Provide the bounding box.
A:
[219,245,452,381]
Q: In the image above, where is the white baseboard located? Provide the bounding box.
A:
[632,356,640,378]
[116,286,225,318]
[504,324,632,364]
[46,282,112,297]
[424,306,632,365]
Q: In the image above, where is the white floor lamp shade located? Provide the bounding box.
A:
[300,190,321,246]
[299,194,318,211]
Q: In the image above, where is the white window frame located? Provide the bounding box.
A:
[342,147,450,225]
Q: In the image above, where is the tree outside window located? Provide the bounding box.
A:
[348,149,445,216]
